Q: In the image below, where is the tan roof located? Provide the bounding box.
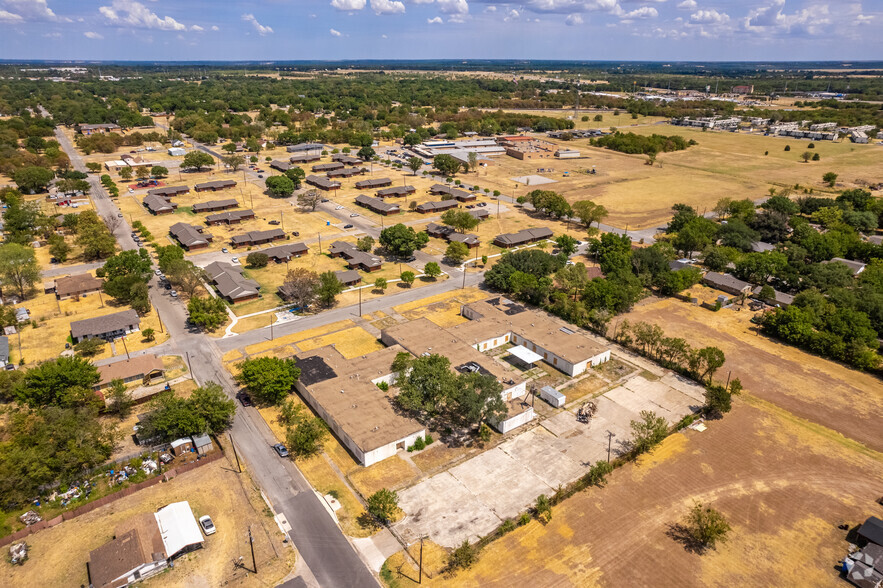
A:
[55,273,102,297]
[89,513,164,588]
[96,354,164,388]
[71,310,140,339]
[382,318,525,389]
[295,345,425,453]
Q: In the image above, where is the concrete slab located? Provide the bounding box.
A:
[449,448,553,520]
[395,471,499,547]
[352,536,389,572]
[660,373,706,402]
[498,428,585,487]
[511,174,556,185]
[542,409,582,437]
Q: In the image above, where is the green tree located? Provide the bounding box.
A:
[316,271,344,306]
[400,270,416,287]
[165,259,206,297]
[527,189,572,219]
[673,217,718,257]
[278,268,320,308]
[187,295,229,331]
[450,372,507,428]
[222,154,245,171]
[236,357,300,405]
[106,379,134,419]
[284,405,327,458]
[135,166,150,180]
[13,166,54,192]
[534,494,553,523]
[374,277,388,292]
[48,234,71,263]
[189,382,236,433]
[554,234,579,256]
[150,165,168,178]
[182,151,214,171]
[142,327,156,341]
[407,156,423,175]
[396,354,459,417]
[74,338,106,358]
[357,146,375,160]
[440,209,480,233]
[367,488,399,524]
[628,410,669,455]
[379,224,429,257]
[119,167,133,181]
[433,154,461,176]
[356,235,375,252]
[822,172,838,187]
[445,241,469,263]
[16,356,100,408]
[284,166,306,188]
[0,243,40,298]
[572,200,608,230]
[246,252,269,268]
[704,378,742,418]
[155,244,185,272]
[688,346,727,383]
[467,151,479,172]
[75,210,116,260]
[680,502,731,553]
[424,262,442,279]
[447,540,478,572]
[265,174,295,197]
[801,151,812,163]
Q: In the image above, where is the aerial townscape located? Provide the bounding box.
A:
[0,1,882,587]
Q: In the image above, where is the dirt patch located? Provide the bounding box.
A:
[620,297,883,451]
[348,455,421,497]
[383,401,883,586]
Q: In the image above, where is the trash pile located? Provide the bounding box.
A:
[9,542,28,565]
[159,453,173,465]
[141,459,158,475]
[109,466,138,486]
[19,511,42,526]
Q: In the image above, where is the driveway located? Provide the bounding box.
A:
[393,367,705,548]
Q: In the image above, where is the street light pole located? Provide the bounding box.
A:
[607,431,615,463]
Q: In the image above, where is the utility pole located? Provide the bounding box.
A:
[185,351,193,375]
[229,433,242,473]
[462,263,467,289]
[317,232,322,253]
[607,431,615,463]
[419,537,424,584]
[248,527,257,573]
[121,336,131,360]
[358,285,362,316]
[270,314,274,340]
[156,308,164,333]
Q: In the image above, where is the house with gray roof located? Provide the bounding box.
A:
[204,209,255,225]
[262,242,309,262]
[416,200,458,214]
[143,193,177,215]
[191,199,238,213]
[147,185,189,198]
[230,229,286,248]
[702,271,753,296]
[287,143,325,154]
[70,310,140,343]
[823,257,866,276]
[169,223,213,250]
[328,241,383,272]
[355,177,392,190]
[194,180,236,192]
[493,227,553,248]
[204,261,260,303]
[355,194,401,215]
[306,175,341,191]
[376,185,416,198]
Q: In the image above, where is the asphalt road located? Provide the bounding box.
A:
[50,119,380,587]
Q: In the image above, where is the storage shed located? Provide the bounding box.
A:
[191,434,213,456]
[539,385,566,408]
[170,437,193,456]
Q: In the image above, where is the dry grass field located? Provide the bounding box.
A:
[0,458,294,588]
[382,400,883,587]
[618,295,883,452]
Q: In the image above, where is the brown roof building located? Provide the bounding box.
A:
[355,177,392,190]
[312,162,345,172]
[262,242,309,262]
[416,200,458,214]
[147,185,190,197]
[192,199,238,213]
[194,180,236,192]
[95,354,165,392]
[169,222,214,250]
[143,193,177,215]
[294,344,426,467]
[204,209,255,225]
[493,227,553,248]
[54,273,103,300]
[327,167,364,178]
[328,241,383,272]
[230,228,286,248]
[289,153,321,164]
[426,223,479,248]
[204,261,260,302]
[334,270,362,286]
[355,194,401,215]
[428,184,475,201]
[331,154,364,165]
[376,185,416,198]
[306,175,341,191]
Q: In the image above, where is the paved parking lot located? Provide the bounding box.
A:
[394,372,705,547]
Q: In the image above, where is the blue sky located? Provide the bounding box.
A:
[0,0,880,61]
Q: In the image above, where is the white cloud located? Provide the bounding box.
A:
[427,16,443,23]
[0,9,22,22]
[856,14,873,24]
[330,0,366,10]
[690,8,729,24]
[99,0,186,31]
[4,0,60,21]
[484,5,497,12]
[437,0,468,15]
[330,28,342,36]
[622,6,657,19]
[381,33,388,37]
[743,0,831,35]
[370,0,405,14]
[42,31,61,38]
[504,8,519,21]
[676,0,697,8]
[746,0,785,28]
[190,24,203,31]
[565,13,583,25]
[211,25,219,31]
[84,31,103,39]
[242,13,273,35]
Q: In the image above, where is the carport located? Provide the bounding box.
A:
[507,345,543,369]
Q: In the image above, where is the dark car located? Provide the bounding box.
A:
[273,443,289,458]
[268,220,280,225]
[292,231,300,237]
[343,224,354,229]
[238,392,253,407]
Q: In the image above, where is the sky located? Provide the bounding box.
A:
[0,0,880,62]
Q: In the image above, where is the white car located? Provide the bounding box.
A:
[199,515,216,535]
[231,257,239,264]
[335,205,344,210]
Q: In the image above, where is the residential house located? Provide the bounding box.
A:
[426,223,479,248]
[80,123,120,135]
[204,261,260,303]
[355,177,392,190]
[230,228,286,248]
[328,241,383,272]
[0,336,8,368]
[312,162,345,173]
[70,310,140,343]
[824,257,866,276]
[204,209,255,225]
[493,227,554,248]
[355,194,401,215]
[702,271,753,296]
[194,180,236,192]
[94,354,165,392]
[334,270,362,287]
[169,223,213,250]
[468,208,489,220]
[331,154,364,165]
[192,434,213,456]
[286,143,325,155]
[147,186,190,198]
[416,200,458,214]
[428,184,474,201]
[143,194,177,215]
[306,175,341,191]
[376,185,416,198]
[191,199,238,213]
[262,242,309,262]
[53,274,103,300]
[327,167,364,179]
[289,153,321,164]
[167,147,186,157]
[269,160,293,172]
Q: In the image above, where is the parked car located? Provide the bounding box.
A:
[154,269,162,276]
[343,224,354,229]
[321,199,329,203]
[257,174,263,178]
[164,282,172,290]
[273,443,289,458]
[335,205,344,210]
[170,290,178,298]
[268,220,280,225]
[231,257,239,264]
[199,515,216,536]
[349,213,359,217]
[292,231,300,237]
[222,247,229,253]
[117,213,123,218]
[238,392,253,407]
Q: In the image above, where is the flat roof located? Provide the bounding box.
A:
[508,345,543,364]
[295,345,425,452]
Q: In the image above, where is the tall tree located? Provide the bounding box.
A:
[0,243,40,299]
[279,268,319,309]
[380,224,429,257]
[236,357,300,405]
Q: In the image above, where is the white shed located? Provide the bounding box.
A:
[539,385,566,408]
[168,147,186,157]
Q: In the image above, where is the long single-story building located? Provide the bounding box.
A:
[331,154,364,165]
[191,199,238,213]
[204,261,260,303]
[287,142,325,155]
[355,177,392,190]
[306,175,341,191]
[456,297,612,377]
[468,208,490,220]
[147,185,190,198]
[94,354,165,392]
[327,167,364,179]
[429,184,475,201]
[312,162,345,173]
[87,502,203,588]
[204,209,255,225]
[80,123,120,135]
[262,242,309,262]
[169,222,214,250]
[416,200,458,214]
[230,228,286,248]
[143,193,177,215]
[334,269,362,286]
[289,153,321,164]
[426,223,479,248]
[824,257,866,276]
[328,241,383,272]
[70,309,140,343]
[355,194,401,215]
[294,344,426,467]
[53,273,103,300]
[376,185,416,198]
[493,227,553,248]
[269,159,294,172]
[194,180,237,192]
[702,271,752,296]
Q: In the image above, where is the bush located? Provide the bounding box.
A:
[246,252,269,268]
[784,145,791,151]
[424,433,434,445]
[500,519,517,534]
[534,494,552,523]
[681,502,731,552]
[376,381,389,392]
[447,540,478,572]
[518,512,532,526]
[583,460,614,487]
[366,488,399,524]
